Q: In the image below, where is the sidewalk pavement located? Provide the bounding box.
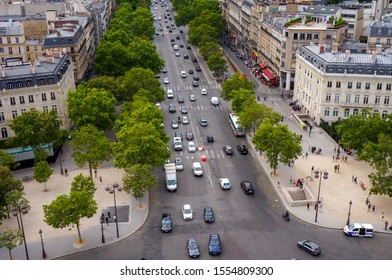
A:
[221,42,392,235]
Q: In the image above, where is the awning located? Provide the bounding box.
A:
[262,68,275,81]
[259,62,265,69]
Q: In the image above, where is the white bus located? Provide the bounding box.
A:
[229,113,245,136]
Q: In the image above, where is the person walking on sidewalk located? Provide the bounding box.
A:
[306,202,310,211]
[385,221,389,230]
[372,204,376,213]
[368,204,371,212]
[366,196,370,205]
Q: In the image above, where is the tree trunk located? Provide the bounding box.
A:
[88,162,93,180]
[43,182,47,192]
[8,249,12,260]
[76,223,83,243]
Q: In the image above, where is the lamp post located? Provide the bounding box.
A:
[38,229,47,259]
[313,169,328,223]
[347,200,353,226]
[11,205,29,260]
[105,182,122,238]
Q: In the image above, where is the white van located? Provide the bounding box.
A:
[192,162,203,176]
[343,223,373,237]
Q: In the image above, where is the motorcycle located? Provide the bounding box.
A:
[282,211,290,221]
[178,116,181,123]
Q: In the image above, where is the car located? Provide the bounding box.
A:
[199,118,208,127]
[171,119,179,129]
[201,88,207,95]
[207,135,214,143]
[180,29,183,34]
[195,66,201,72]
[208,233,221,255]
[170,38,175,42]
[163,78,170,84]
[175,35,180,40]
[240,180,254,195]
[219,178,231,190]
[297,240,321,256]
[211,97,219,106]
[182,116,189,124]
[186,237,200,258]
[162,68,168,73]
[177,95,184,103]
[179,43,184,47]
[189,94,196,101]
[166,88,173,98]
[182,204,193,220]
[168,28,173,33]
[175,158,184,170]
[181,106,188,114]
[192,57,197,62]
[175,131,183,140]
[168,103,176,113]
[175,52,180,57]
[192,161,203,176]
[184,54,189,59]
[161,213,173,233]
[237,144,248,155]
[188,141,196,152]
[155,31,160,35]
[192,81,199,87]
[223,145,234,155]
[193,75,200,81]
[189,69,194,74]
[187,45,191,50]
[173,136,182,151]
[203,207,215,223]
[155,73,160,78]
[186,130,194,140]
[173,44,179,51]
[159,27,163,31]
[180,71,187,78]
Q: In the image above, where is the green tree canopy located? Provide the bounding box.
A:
[102,27,133,46]
[94,41,131,77]
[207,51,227,77]
[230,89,254,114]
[33,161,53,192]
[0,166,23,222]
[128,37,165,74]
[200,42,220,60]
[221,72,254,101]
[0,149,18,169]
[239,102,282,133]
[188,23,218,47]
[71,173,96,197]
[0,229,24,260]
[67,85,117,131]
[83,76,120,101]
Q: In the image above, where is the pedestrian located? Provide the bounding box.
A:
[305,152,308,159]
[99,176,102,183]
[306,202,310,211]
[308,145,311,151]
[105,215,109,225]
[337,165,340,173]
[270,170,273,176]
[296,179,301,187]
[368,204,371,212]
[94,169,97,178]
[366,196,370,205]
[385,221,389,230]
[107,211,111,219]
[352,175,355,182]
[64,168,68,176]
[372,204,376,213]
[302,152,305,159]
[345,156,348,162]
[113,215,117,223]
[334,146,337,153]
[289,176,293,184]
[334,165,337,173]
[332,155,335,161]
[381,212,384,220]
[277,181,280,186]
[100,213,104,223]
[354,177,358,184]
[319,197,323,208]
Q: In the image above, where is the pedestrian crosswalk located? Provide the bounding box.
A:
[163,84,221,92]
[173,148,254,159]
[186,104,228,111]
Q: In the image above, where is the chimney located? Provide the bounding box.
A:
[372,51,377,63]
[345,50,350,62]
[320,45,325,53]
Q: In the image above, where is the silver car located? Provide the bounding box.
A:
[175,158,184,170]
[182,116,189,124]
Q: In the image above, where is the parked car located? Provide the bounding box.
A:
[223,145,234,155]
[207,135,214,143]
[208,233,221,255]
[182,204,193,220]
[237,144,248,155]
[186,130,194,140]
[199,118,208,127]
[161,213,173,233]
[203,207,215,223]
[240,180,254,195]
[219,178,231,190]
[297,240,321,256]
[175,158,184,171]
[186,237,200,258]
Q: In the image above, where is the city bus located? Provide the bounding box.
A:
[229,113,245,136]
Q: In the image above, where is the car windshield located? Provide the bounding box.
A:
[184,209,191,214]
[162,219,171,225]
[210,238,219,246]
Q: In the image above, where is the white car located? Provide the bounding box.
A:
[175,52,180,57]
[189,94,196,101]
[180,71,187,78]
[173,137,182,150]
[182,116,189,124]
[155,103,161,110]
[175,157,184,170]
[188,141,196,153]
[192,162,203,176]
[182,204,193,220]
[201,88,207,95]
[166,88,174,98]
[211,97,219,106]
[219,178,231,190]
[164,78,170,84]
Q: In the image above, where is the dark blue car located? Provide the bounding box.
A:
[208,233,221,255]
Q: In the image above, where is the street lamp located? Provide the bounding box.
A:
[11,205,29,260]
[105,182,122,238]
[38,229,47,259]
[347,200,353,226]
[313,169,328,223]
[100,216,105,244]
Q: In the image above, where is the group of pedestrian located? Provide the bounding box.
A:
[301,152,308,159]
[295,178,304,188]
[100,212,111,225]
[334,165,340,173]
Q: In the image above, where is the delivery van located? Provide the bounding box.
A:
[343,223,373,237]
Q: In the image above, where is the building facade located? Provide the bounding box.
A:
[295,44,392,125]
[368,14,392,52]
[0,20,27,63]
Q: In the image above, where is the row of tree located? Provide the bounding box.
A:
[221,73,302,173]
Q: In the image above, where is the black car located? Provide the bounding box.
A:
[176,35,180,40]
[161,213,173,233]
[237,144,248,155]
[180,29,183,33]
[193,75,200,81]
[187,45,191,50]
[208,233,221,255]
[168,103,176,113]
[240,180,254,195]
[192,57,197,62]
[207,135,214,143]
[204,207,215,223]
[177,95,184,103]
[162,68,168,73]
[170,38,175,42]
[195,66,201,72]
[186,237,200,258]
[297,240,321,256]
[223,145,234,155]
[186,130,194,140]
[192,81,199,87]
[179,44,184,47]
[189,69,194,74]
[184,54,189,59]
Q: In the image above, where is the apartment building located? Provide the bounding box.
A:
[0,20,27,63]
[368,14,392,52]
[340,3,364,40]
[0,52,75,140]
[294,44,392,125]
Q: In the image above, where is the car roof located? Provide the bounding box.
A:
[220,178,229,182]
[174,137,181,141]
[183,204,191,208]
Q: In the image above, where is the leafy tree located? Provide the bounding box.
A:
[207,51,227,77]
[188,24,218,47]
[253,119,302,173]
[70,124,113,179]
[102,27,133,46]
[122,164,156,207]
[175,6,197,26]
[128,37,165,74]
[83,76,121,101]
[0,229,24,260]
[67,85,117,131]
[70,173,96,197]
[200,42,220,60]
[239,102,282,133]
[189,11,225,35]
[112,4,134,26]
[114,123,171,168]
[0,166,24,222]
[94,41,131,76]
[129,16,154,40]
[43,189,97,243]
[230,89,255,114]
[221,72,254,101]
[33,161,53,192]
[0,149,18,169]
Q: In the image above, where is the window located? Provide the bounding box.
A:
[344,108,350,118]
[10,97,16,105]
[374,109,379,115]
[293,33,298,40]
[50,92,56,100]
[363,95,369,104]
[43,106,48,113]
[51,105,57,112]
[300,33,305,40]
[335,93,340,102]
[376,38,381,44]
[15,37,19,43]
[0,112,4,122]
[354,94,360,103]
[8,47,12,54]
[1,128,8,139]
[356,82,361,89]
[385,96,390,105]
[387,84,392,91]
[327,81,332,88]
[326,93,331,102]
[333,108,339,117]
[377,83,382,90]
[346,94,351,103]
[347,82,352,89]
[324,107,330,116]
[365,83,370,90]
[336,81,341,88]
[307,33,312,40]
[7,37,11,43]
[19,96,25,104]
[28,95,34,103]
[41,93,47,101]
[314,33,319,39]
[353,109,359,116]
[375,95,381,104]
[388,39,391,45]
[362,110,367,116]
[12,110,18,119]
[382,110,388,118]
[0,47,3,53]
[21,108,27,114]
